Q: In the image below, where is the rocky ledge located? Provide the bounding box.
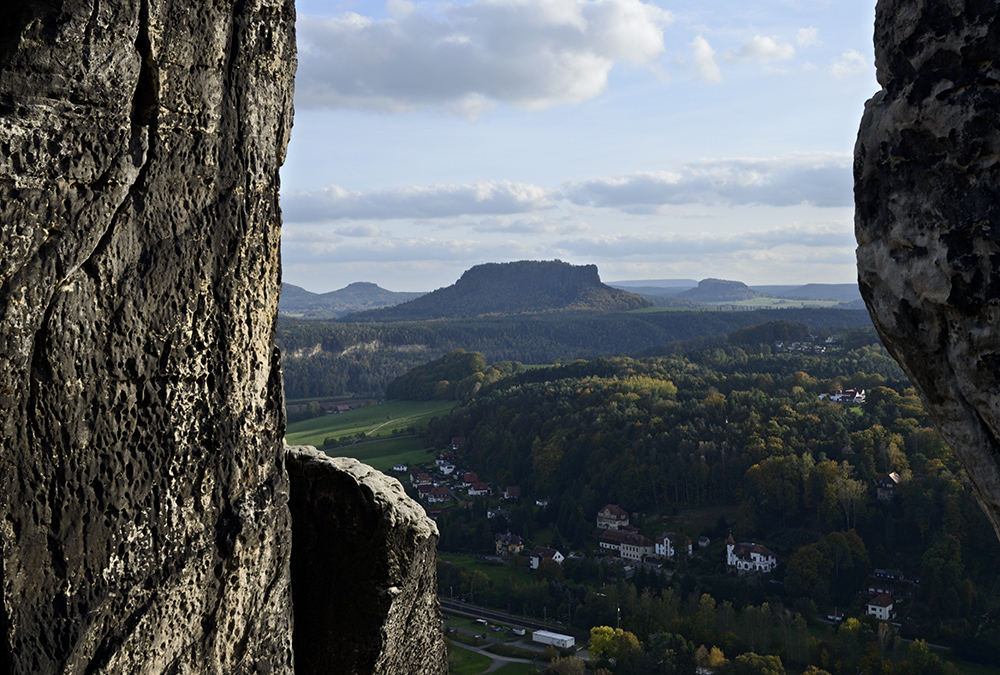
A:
[287,448,446,675]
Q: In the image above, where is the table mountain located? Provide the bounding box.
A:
[344,260,650,321]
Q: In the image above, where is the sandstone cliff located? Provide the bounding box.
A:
[0,1,444,673]
[856,1,1000,540]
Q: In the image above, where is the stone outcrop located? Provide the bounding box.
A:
[286,448,446,675]
[856,1,1000,540]
[0,1,445,673]
[0,0,296,671]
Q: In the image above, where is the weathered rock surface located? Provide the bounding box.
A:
[286,447,446,675]
[0,0,296,671]
[856,1,1000,540]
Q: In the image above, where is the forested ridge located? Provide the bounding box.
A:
[420,328,1000,671]
[277,308,873,400]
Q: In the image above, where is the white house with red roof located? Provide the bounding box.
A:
[726,533,777,574]
[428,486,451,504]
[468,481,489,496]
[867,593,894,621]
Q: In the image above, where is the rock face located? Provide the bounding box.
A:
[0,0,297,671]
[856,1,1000,540]
[1,3,447,673]
[286,448,446,675]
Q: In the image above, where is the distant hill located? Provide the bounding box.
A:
[752,283,862,302]
[608,284,697,298]
[678,278,764,303]
[279,282,424,319]
[342,260,651,322]
[608,278,698,291]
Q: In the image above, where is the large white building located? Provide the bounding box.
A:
[726,533,777,574]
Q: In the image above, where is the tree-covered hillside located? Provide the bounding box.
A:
[277,308,874,400]
[423,329,1000,655]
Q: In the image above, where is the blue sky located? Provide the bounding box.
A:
[280,0,878,292]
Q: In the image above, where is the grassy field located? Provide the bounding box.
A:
[325,436,436,473]
[438,553,537,588]
[447,643,492,675]
[491,663,540,675]
[285,399,456,447]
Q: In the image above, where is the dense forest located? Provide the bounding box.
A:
[277,308,874,400]
[417,327,1000,673]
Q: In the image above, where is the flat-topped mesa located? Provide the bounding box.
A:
[855,1,1000,539]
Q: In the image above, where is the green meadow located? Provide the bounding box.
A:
[284,399,456,471]
[285,399,456,447]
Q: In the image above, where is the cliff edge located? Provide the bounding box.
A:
[0,1,444,673]
[856,1,1000,540]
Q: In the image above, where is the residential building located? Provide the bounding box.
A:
[874,568,904,581]
[656,532,693,559]
[428,486,451,504]
[596,504,630,530]
[827,388,866,404]
[875,472,901,501]
[529,546,564,569]
[503,485,521,500]
[468,481,489,496]
[600,529,654,561]
[867,593,894,621]
[726,533,777,574]
[461,472,479,488]
[495,532,525,556]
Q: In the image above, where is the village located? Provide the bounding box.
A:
[392,439,918,637]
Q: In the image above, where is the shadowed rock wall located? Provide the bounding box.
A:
[856,1,1000,540]
[0,0,296,671]
[286,448,446,675]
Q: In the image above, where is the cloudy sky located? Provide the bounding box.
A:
[280,0,878,293]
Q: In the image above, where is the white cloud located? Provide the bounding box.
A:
[335,224,381,237]
[830,49,868,78]
[283,181,554,222]
[283,155,852,223]
[469,215,592,235]
[550,222,854,260]
[796,27,819,47]
[690,35,722,83]
[295,0,674,117]
[724,35,795,64]
[560,154,853,209]
[281,232,535,264]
